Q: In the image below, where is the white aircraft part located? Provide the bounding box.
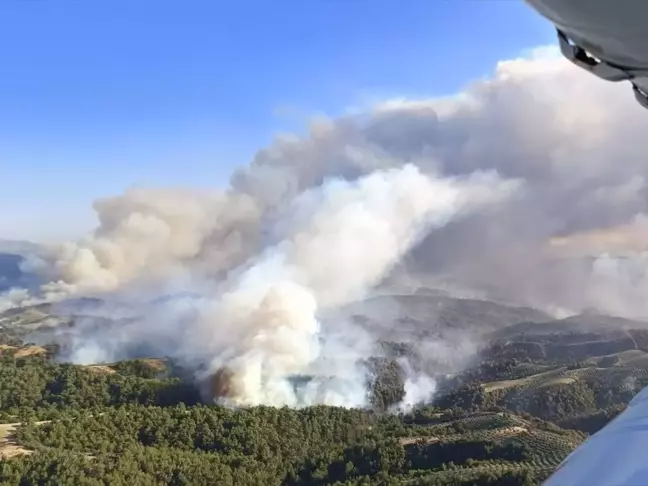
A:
[524,0,648,109]
[519,3,648,482]
[543,384,648,485]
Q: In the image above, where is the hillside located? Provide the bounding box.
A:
[342,293,552,342]
[0,297,645,484]
[0,343,582,485]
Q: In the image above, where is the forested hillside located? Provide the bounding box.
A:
[0,350,568,485]
[0,304,646,485]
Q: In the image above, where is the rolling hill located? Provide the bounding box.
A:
[0,293,646,484]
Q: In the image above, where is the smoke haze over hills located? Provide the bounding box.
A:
[3,48,648,407]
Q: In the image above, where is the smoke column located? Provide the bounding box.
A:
[4,162,516,407]
[196,166,516,406]
[155,166,517,406]
[5,46,648,406]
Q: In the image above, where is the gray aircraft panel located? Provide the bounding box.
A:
[524,0,648,109]
[543,384,648,485]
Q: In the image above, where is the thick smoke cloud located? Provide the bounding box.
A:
[4,47,648,406]
[32,166,515,407]
[180,166,515,406]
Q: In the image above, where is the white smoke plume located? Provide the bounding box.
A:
[5,46,648,407]
[42,165,516,407]
[180,166,516,406]
[401,375,438,412]
[0,288,31,314]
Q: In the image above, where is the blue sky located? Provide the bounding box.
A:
[1,0,553,242]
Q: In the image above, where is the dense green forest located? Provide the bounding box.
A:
[0,347,604,485]
[1,312,647,485]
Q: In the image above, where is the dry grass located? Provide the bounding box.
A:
[0,345,48,358]
[399,436,440,446]
[483,369,568,393]
[0,423,32,459]
[491,426,528,438]
[540,377,575,387]
[86,365,117,374]
[14,346,47,358]
[483,378,531,393]
[139,358,166,371]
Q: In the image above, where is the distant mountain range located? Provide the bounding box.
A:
[0,239,44,256]
[341,292,552,341]
[0,240,44,292]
